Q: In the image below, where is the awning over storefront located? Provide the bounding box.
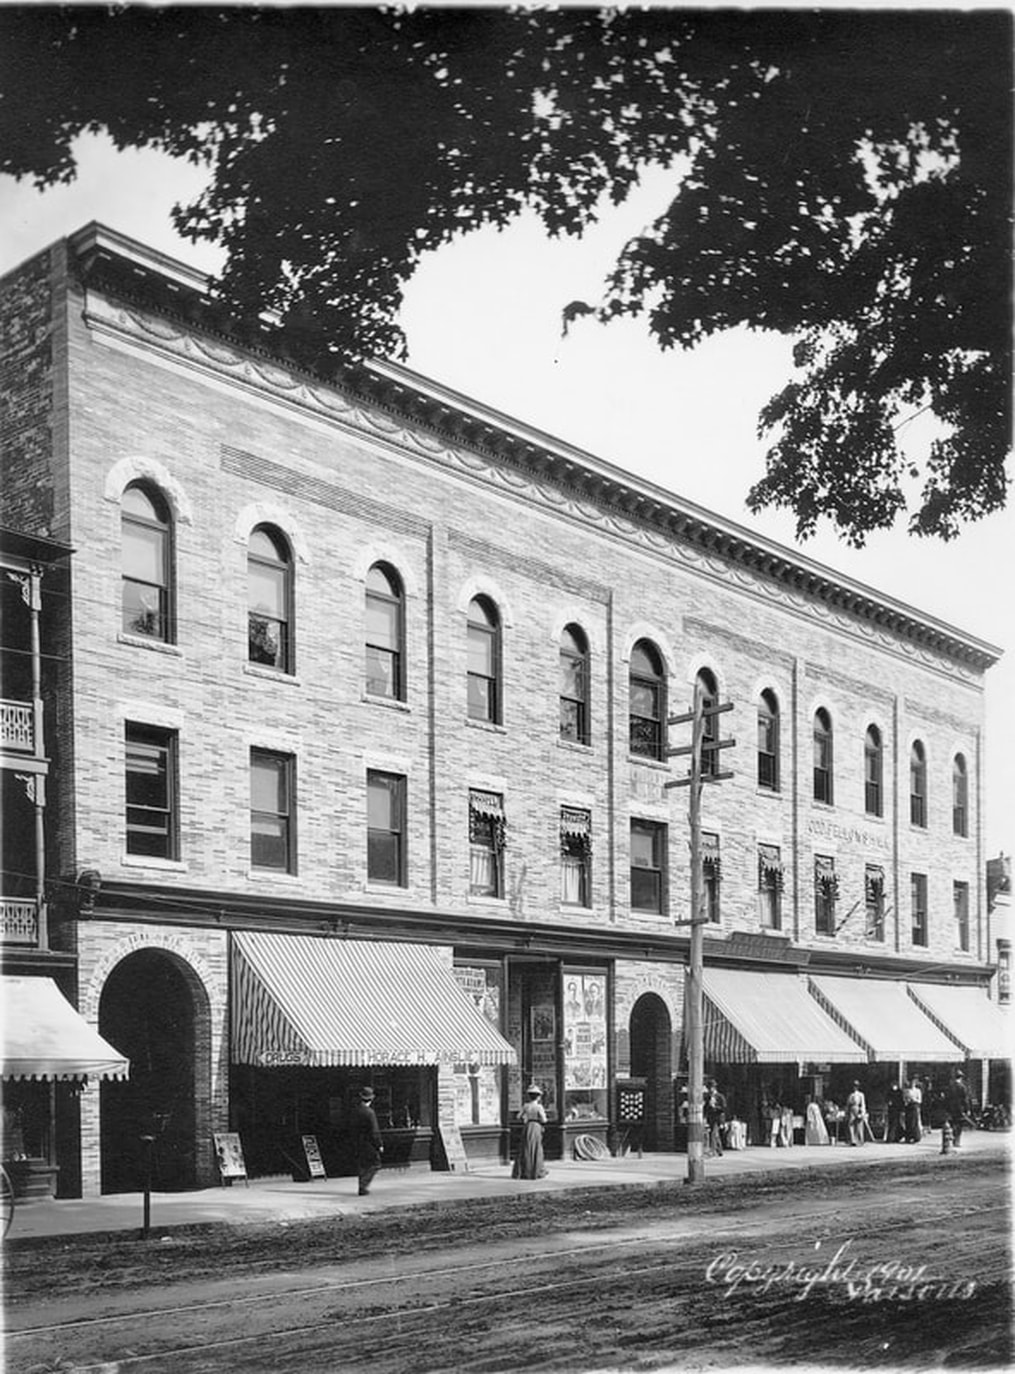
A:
[1,976,129,1081]
[231,932,517,1068]
[701,968,866,1064]
[905,983,1013,1060]
[808,976,964,1062]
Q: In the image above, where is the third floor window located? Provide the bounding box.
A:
[248,526,293,673]
[864,725,883,817]
[757,689,779,790]
[122,483,173,641]
[952,755,968,837]
[629,640,665,760]
[559,625,589,745]
[467,597,501,723]
[910,740,927,828]
[365,563,404,700]
[814,709,834,804]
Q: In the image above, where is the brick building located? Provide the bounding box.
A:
[1,224,1008,1197]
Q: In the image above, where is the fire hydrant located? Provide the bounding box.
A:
[940,1118,954,1155]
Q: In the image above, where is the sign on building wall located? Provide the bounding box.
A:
[213,1132,248,1184]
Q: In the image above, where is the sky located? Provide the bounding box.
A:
[1,129,1011,859]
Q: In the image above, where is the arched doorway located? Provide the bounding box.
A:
[629,993,673,1151]
[99,949,205,1194]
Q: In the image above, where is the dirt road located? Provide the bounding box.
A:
[4,1151,1010,1372]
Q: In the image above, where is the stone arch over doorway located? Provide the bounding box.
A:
[98,948,212,1194]
[629,992,674,1151]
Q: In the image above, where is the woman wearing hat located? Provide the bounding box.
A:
[512,1084,549,1180]
[353,1086,383,1195]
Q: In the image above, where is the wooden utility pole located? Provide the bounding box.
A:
[667,680,734,1185]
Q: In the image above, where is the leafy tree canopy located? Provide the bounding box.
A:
[1,6,1010,543]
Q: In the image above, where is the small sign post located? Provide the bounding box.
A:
[213,1132,248,1187]
[301,1134,327,1179]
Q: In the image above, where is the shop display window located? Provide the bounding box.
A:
[562,969,608,1121]
[452,964,504,1126]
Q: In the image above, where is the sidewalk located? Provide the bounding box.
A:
[5,1128,1007,1243]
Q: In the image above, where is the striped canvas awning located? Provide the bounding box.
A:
[700,968,865,1064]
[231,933,516,1068]
[1,976,129,1082]
[906,983,1012,1060]
[808,976,964,1062]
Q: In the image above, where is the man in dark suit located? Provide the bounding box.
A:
[946,1071,973,1149]
[353,1086,383,1194]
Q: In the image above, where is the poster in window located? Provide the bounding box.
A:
[453,965,504,1127]
[530,1006,556,1043]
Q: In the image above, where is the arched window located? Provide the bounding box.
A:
[952,754,968,837]
[559,624,589,745]
[467,596,501,723]
[864,725,883,816]
[757,689,779,790]
[365,563,404,699]
[910,741,927,827]
[122,483,173,641]
[248,526,293,672]
[813,709,833,804]
[629,640,665,759]
[697,667,720,777]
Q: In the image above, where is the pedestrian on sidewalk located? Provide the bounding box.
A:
[353,1086,383,1195]
[704,1079,726,1157]
[846,1082,867,1146]
[945,1070,973,1149]
[903,1079,924,1142]
[512,1084,548,1179]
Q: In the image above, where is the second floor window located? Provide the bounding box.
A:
[469,790,505,896]
[954,879,970,952]
[365,564,404,699]
[248,527,293,672]
[814,709,834,804]
[952,755,968,837]
[122,484,172,641]
[911,872,928,947]
[910,741,927,827]
[629,640,665,760]
[865,865,886,942]
[125,723,177,859]
[815,856,838,936]
[367,771,406,885]
[467,597,501,723]
[631,818,666,913]
[758,844,783,930]
[864,725,883,816]
[702,831,721,923]
[559,625,589,745]
[560,807,592,906]
[251,749,295,872]
[757,690,779,790]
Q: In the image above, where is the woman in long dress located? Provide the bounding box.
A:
[512,1084,548,1179]
[804,1098,829,1145]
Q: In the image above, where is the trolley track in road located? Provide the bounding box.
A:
[7,1190,1008,1372]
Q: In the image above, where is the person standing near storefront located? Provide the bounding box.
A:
[352,1086,383,1195]
[946,1070,973,1149]
[903,1079,924,1142]
[704,1079,726,1157]
[887,1082,905,1143]
[846,1081,867,1146]
[512,1084,548,1179]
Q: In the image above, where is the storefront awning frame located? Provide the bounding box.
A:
[1,976,130,1082]
[699,967,866,1065]
[808,975,964,1063]
[231,932,517,1069]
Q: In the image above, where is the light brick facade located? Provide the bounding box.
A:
[1,225,1003,1196]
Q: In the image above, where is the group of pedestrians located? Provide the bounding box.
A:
[846,1071,974,1148]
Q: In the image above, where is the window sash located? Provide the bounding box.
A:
[126,730,175,859]
[561,852,589,906]
[631,821,665,912]
[954,882,970,951]
[911,874,928,946]
[366,644,401,699]
[251,753,293,871]
[367,773,405,885]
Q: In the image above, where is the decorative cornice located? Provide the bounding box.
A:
[72,230,1001,681]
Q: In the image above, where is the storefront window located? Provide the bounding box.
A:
[452,964,504,1126]
[562,970,608,1121]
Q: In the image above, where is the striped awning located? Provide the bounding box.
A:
[700,968,865,1064]
[808,976,964,1062]
[905,983,1012,1060]
[1,976,129,1082]
[231,933,516,1068]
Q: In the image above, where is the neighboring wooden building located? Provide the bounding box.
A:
[1,224,1006,1196]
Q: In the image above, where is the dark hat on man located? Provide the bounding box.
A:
[359,1086,375,1101]
[955,1070,964,1080]
[526,1083,542,1097]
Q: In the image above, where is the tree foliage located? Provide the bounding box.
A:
[1,6,1010,543]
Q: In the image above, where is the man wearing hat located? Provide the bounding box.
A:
[352,1085,384,1195]
[945,1070,973,1150]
